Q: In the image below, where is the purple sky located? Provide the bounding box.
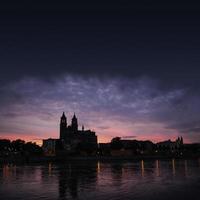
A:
[1,2,200,144]
[0,74,199,144]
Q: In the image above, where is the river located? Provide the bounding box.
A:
[0,159,200,200]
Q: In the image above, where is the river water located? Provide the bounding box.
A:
[0,159,200,200]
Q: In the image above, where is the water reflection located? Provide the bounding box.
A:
[111,162,123,183]
[155,160,160,176]
[57,162,97,199]
[141,160,145,177]
[184,160,188,177]
[172,159,176,176]
[97,161,101,173]
[48,163,52,176]
[2,164,17,181]
[3,165,10,179]
[0,159,200,200]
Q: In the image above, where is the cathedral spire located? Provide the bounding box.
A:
[72,112,77,119]
[60,112,67,140]
[61,112,66,121]
[62,112,66,118]
[71,112,78,133]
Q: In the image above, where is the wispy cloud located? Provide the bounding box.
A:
[0,74,199,143]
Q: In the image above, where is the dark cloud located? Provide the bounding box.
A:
[0,74,199,142]
[0,1,200,142]
[0,1,200,88]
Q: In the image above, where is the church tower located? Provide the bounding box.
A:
[71,113,78,133]
[60,112,67,140]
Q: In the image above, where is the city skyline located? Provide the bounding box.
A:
[1,2,200,144]
[0,109,190,145]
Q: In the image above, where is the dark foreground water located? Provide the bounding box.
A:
[0,159,200,200]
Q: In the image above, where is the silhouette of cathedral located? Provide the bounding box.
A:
[60,112,97,151]
[43,112,97,156]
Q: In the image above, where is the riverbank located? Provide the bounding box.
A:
[1,154,200,164]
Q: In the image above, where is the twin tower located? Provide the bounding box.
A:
[60,112,80,140]
[59,112,97,149]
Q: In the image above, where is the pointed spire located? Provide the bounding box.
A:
[72,112,77,119]
[62,112,66,118]
[181,136,183,144]
[71,112,78,132]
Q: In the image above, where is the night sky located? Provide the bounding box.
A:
[1,1,200,144]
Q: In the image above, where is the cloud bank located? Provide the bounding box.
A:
[0,74,199,143]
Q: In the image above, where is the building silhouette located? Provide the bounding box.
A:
[156,137,183,151]
[60,112,97,152]
[43,112,97,155]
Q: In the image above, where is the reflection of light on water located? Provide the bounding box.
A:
[3,164,16,178]
[1,161,200,199]
[2,164,16,179]
[172,159,176,176]
[97,161,101,173]
[184,160,188,177]
[156,160,160,176]
[48,163,52,176]
[141,160,144,177]
[3,165,9,178]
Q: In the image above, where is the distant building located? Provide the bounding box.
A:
[60,112,97,153]
[98,143,111,156]
[156,137,183,151]
[42,112,98,156]
[42,138,61,156]
[108,137,155,156]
